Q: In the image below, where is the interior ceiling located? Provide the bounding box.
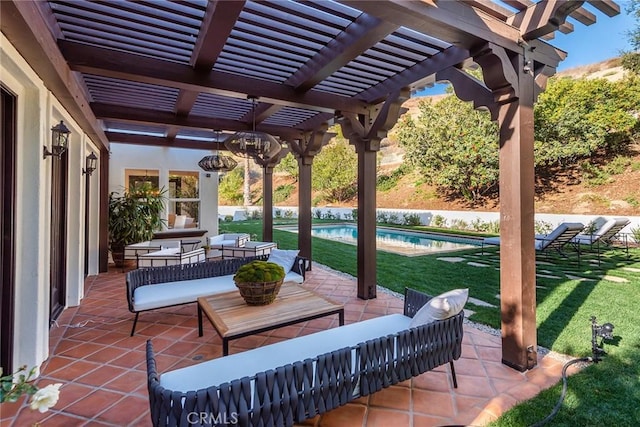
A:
[9,0,621,151]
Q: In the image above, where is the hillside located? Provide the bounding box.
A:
[246,58,640,217]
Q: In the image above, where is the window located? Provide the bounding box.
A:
[125,169,159,192]
[168,171,200,228]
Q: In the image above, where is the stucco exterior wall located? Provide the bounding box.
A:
[108,143,220,239]
[1,33,101,373]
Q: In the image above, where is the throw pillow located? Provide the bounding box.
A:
[409,288,469,328]
[267,249,299,273]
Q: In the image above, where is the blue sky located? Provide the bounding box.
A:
[416,4,636,96]
[553,4,635,71]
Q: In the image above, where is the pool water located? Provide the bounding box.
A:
[281,224,482,256]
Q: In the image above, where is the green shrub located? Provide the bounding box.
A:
[376,212,389,223]
[376,165,408,192]
[450,219,468,230]
[273,184,294,203]
[579,193,611,208]
[534,220,553,235]
[485,220,500,234]
[604,155,631,175]
[580,161,611,186]
[322,210,338,220]
[432,215,447,228]
[624,196,640,207]
[630,226,640,243]
[403,213,421,226]
[470,218,500,233]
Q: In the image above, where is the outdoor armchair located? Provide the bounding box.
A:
[208,233,250,249]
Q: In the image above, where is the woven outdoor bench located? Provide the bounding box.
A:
[126,255,309,336]
[146,287,464,427]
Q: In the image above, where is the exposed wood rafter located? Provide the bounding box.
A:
[59,40,369,115]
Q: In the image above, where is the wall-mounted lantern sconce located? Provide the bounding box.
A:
[43,120,70,159]
[83,152,98,176]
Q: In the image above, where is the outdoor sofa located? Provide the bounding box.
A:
[126,253,308,336]
[146,287,466,427]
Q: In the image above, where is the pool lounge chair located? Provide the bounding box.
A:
[571,217,631,262]
[483,222,585,261]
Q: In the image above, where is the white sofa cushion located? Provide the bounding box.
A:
[268,249,299,273]
[209,233,250,248]
[160,313,411,392]
[409,288,468,327]
[284,270,303,284]
[173,215,187,228]
[133,275,237,311]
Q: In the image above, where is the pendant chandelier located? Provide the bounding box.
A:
[224,96,281,161]
[197,130,238,173]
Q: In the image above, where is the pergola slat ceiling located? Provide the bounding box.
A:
[38,0,619,149]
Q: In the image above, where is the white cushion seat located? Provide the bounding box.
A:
[133,275,236,311]
[160,313,411,391]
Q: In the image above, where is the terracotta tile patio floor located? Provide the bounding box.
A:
[0,264,573,426]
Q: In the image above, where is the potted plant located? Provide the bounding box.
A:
[233,260,285,305]
[108,183,166,267]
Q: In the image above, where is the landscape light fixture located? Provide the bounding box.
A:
[44,120,70,159]
[591,315,615,362]
[83,152,98,176]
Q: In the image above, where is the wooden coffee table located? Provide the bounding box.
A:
[197,282,344,355]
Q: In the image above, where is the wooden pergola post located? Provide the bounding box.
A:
[261,164,275,242]
[297,155,313,262]
[355,140,378,299]
[472,43,538,371]
[339,89,409,300]
[289,129,331,262]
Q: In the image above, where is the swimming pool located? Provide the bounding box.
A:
[280,224,482,256]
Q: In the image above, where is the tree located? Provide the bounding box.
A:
[621,0,640,74]
[396,96,499,201]
[218,166,244,204]
[534,76,639,167]
[312,137,358,203]
[275,152,299,182]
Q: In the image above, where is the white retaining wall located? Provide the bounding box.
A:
[219,205,639,240]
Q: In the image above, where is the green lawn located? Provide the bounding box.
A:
[221,219,640,426]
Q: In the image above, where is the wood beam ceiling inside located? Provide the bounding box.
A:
[1,0,620,150]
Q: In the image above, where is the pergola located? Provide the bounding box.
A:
[1,0,619,371]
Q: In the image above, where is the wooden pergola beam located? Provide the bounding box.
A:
[59,40,370,115]
[92,103,309,140]
[104,132,224,150]
[286,14,399,91]
[357,46,471,104]
[507,0,585,41]
[0,1,109,150]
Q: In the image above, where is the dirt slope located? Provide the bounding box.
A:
[252,58,640,216]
